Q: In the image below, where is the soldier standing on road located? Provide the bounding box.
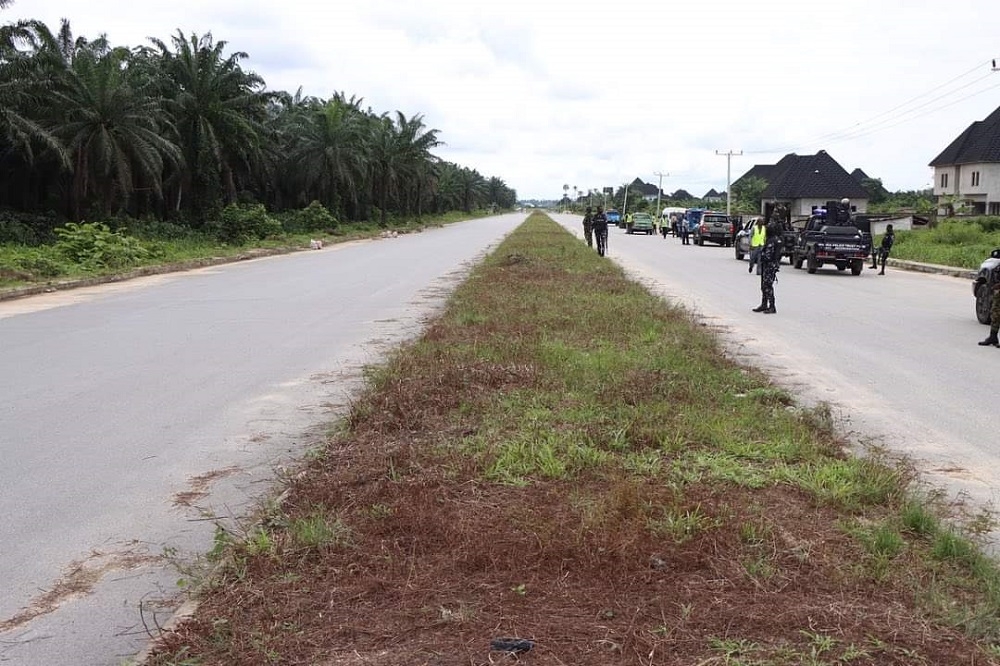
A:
[752,223,781,314]
[978,278,1000,347]
[582,206,594,248]
[871,224,894,274]
[591,205,609,257]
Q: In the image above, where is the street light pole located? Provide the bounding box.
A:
[653,171,669,223]
[715,149,742,217]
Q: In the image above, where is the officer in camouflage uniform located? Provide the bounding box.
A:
[978,276,1000,347]
[582,206,594,248]
[752,223,781,314]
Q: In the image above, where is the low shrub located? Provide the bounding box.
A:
[0,210,63,245]
[211,204,283,245]
[0,245,71,280]
[284,201,339,233]
[54,221,149,270]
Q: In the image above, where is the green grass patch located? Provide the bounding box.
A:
[145,211,1000,665]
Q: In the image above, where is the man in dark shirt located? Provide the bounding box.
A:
[591,206,609,257]
[871,224,894,274]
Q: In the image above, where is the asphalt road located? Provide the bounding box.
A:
[552,213,999,524]
[0,214,525,665]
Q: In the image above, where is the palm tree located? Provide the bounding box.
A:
[284,92,367,215]
[368,111,440,225]
[456,166,487,212]
[0,20,69,166]
[53,45,181,218]
[150,31,269,222]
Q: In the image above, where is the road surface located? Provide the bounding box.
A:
[552,213,999,525]
[0,214,525,665]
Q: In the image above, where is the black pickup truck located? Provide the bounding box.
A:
[791,203,871,275]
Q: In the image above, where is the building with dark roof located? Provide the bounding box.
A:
[703,188,723,202]
[629,177,663,201]
[733,151,869,217]
[928,105,1000,215]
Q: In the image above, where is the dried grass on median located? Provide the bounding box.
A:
[146,213,998,665]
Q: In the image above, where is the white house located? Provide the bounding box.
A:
[929,104,1000,216]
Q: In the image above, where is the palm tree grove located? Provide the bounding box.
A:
[0,15,517,261]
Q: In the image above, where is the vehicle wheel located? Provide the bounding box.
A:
[735,249,744,260]
[836,263,847,271]
[806,253,818,274]
[976,284,993,324]
[793,254,803,269]
[851,259,863,275]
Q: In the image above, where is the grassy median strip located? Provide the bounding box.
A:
[146,212,1000,665]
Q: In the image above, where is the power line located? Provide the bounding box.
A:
[747,57,999,155]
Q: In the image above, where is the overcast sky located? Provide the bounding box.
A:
[7,0,1000,200]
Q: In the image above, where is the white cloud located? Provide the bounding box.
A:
[6,0,1000,199]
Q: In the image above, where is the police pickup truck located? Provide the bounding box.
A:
[791,201,871,275]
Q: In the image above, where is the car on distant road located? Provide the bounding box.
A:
[974,248,1000,324]
[627,212,655,235]
[692,212,733,246]
[606,209,622,226]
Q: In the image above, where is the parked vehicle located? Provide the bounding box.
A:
[692,211,733,246]
[974,248,1000,324]
[734,217,761,260]
[606,209,622,226]
[683,208,706,236]
[627,212,655,235]
[791,201,871,275]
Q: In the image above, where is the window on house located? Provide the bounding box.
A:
[940,173,949,188]
[972,171,980,187]
[990,202,1000,215]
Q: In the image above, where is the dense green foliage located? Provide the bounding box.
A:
[0,16,517,238]
[890,218,1000,268]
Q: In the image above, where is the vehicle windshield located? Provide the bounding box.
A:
[703,215,727,224]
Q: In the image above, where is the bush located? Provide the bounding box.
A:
[125,217,198,241]
[977,217,1000,233]
[211,204,283,244]
[284,201,339,233]
[928,220,987,245]
[0,245,70,280]
[54,221,149,270]
[0,210,63,245]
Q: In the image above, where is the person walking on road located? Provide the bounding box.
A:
[978,279,1000,347]
[747,217,767,275]
[752,223,781,314]
[679,217,690,245]
[582,206,594,248]
[871,224,895,274]
[591,205,609,257]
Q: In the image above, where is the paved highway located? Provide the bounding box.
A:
[552,213,999,524]
[0,214,525,665]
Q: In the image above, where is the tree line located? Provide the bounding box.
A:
[0,14,517,242]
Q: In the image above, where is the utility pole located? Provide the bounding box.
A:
[716,149,743,217]
[653,171,669,223]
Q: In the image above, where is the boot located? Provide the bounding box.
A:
[979,331,999,347]
[752,298,767,312]
[764,297,776,314]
